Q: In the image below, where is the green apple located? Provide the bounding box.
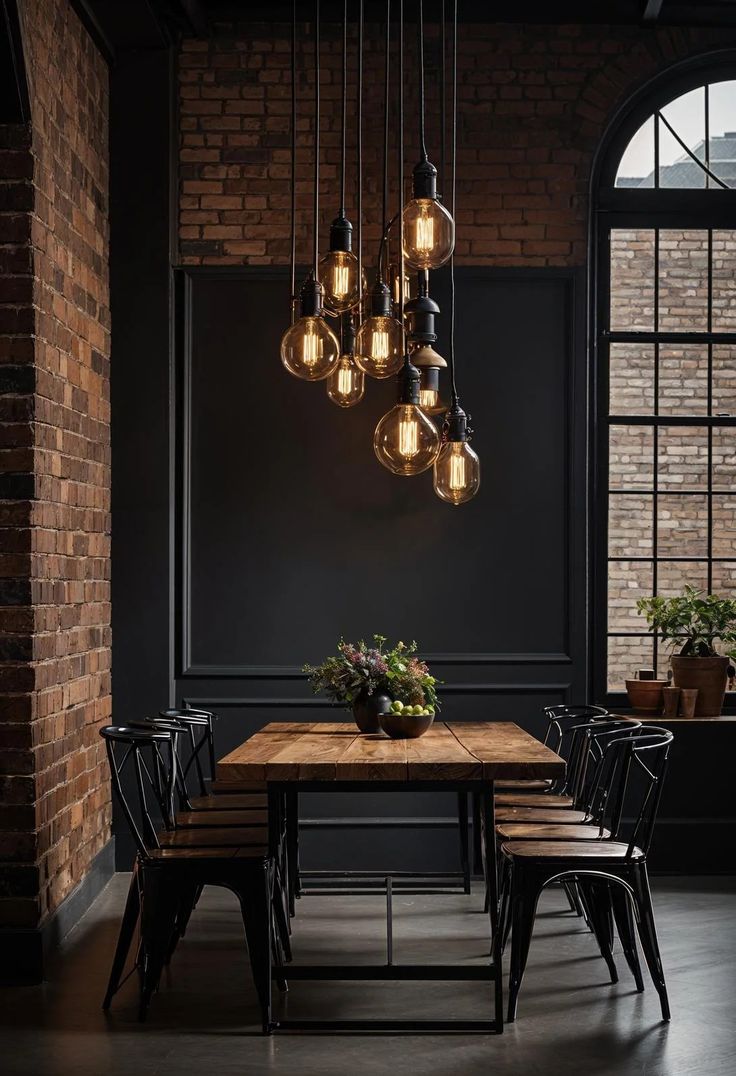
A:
[426,707,435,715]
[412,705,423,716]
[391,700,403,712]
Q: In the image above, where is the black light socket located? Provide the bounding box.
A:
[329,214,353,252]
[412,157,438,200]
[405,292,440,344]
[342,316,356,354]
[370,280,393,318]
[299,274,324,317]
[397,360,421,405]
[444,403,471,442]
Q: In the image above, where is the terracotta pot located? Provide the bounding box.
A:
[670,655,729,717]
[378,710,434,739]
[625,678,667,715]
[661,686,681,718]
[352,691,392,734]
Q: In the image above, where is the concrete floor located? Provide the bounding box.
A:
[1,875,734,1076]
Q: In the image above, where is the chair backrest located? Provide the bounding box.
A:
[585,726,674,856]
[541,704,610,751]
[566,717,642,811]
[158,707,216,806]
[100,725,178,857]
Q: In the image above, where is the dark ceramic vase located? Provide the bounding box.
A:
[352,691,392,734]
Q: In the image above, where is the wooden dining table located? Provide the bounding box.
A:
[217,719,565,1033]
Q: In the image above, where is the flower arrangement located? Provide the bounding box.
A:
[304,634,440,711]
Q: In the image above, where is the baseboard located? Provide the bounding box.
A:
[0,838,116,985]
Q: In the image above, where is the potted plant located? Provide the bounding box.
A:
[636,586,736,717]
[304,635,439,734]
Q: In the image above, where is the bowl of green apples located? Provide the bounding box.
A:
[378,698,435,739]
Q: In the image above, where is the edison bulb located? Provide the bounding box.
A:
[355,316,403,379]
[280,316,340,381]
[319,249,361,313]
[420,387,443,413]
[433,441,480,504]
[402,198,455,270]
[374,403,440,476]
[327,352,365,408]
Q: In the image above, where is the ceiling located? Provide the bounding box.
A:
[76,0,736,59]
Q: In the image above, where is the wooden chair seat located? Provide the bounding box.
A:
[495,779,552,791]
[496,822,610,841]
[495,793,574,807]
[158,826,268,849]
[495,806,588,823]
[188,794,268,810]
[150,845,267,859]
[211,781,266,794]
[176,809,268,828]
[501,839,644,860]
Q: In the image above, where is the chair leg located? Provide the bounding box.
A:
[498,856,513,955]
[286,790,300,910]
[610,881,644,992]
[630,865,670,1021]
[457,792,471,894]
[472,791,483,874]
[138,867,179,1022]
[272,863,292,963]
[165,881,199,965]
[561,879,581,915]
[578,878,618,984]
[237,861,273,1034]
[103,868,141,1009]
[507,864,540,1023]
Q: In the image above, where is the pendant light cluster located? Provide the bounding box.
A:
[279,0,479,505]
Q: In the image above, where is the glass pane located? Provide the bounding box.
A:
[657,559,708,597]
[658,426,708,490]
[712,231,736,330]
[712,346,736,416]
[657,230,708,331]
[610,343,654,415]
[608,560,653,631]
[657,638,677,682]
[706,81,736,189]
[610,230,655,332]
[609,494,653,557]
[712,560,736,598]
[609,425,653,490]
[657,493,708,556]
[712,427,736,491]
[713,496,736,557]
[607,635,654,692]
[615,115,654,189]
[659,345,708,416]
[658,88,706,189]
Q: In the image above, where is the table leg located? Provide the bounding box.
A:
[457,792,471,894]
[481,781,503,1031]
[285,789,300,915]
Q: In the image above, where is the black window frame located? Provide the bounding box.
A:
[591,52,736,709]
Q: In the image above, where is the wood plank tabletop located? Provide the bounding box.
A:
[217,720,565,784]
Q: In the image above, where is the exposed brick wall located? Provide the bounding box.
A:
[177,19,734,268]
[0,0,111,931]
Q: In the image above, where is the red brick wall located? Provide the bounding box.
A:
[0,0,111,930]
[178,20,734,269]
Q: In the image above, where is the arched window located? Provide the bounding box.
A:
[593,57,736,703]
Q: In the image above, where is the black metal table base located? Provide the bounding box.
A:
[267,780,502,1034]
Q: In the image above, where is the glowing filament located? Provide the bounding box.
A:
[303,328,323,367]
[332,264,350,298]
[449,448,466,491]
[372,331,390,361]
[337,364,353,396]
[415,213,434,252]
[399,415,419,459]
[420,388,438,411]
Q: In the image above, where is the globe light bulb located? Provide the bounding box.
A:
[374,360,440,476]
[420,387,440,411]
[433,406,480,505]
[319,249,361,313]
[402,159,455,271]
[374,403,440,476]
[327,345,365,408]
[280,275,340,381]
[355,315,403,379]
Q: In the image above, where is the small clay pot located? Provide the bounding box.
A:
[662,686,681,719]
[679,688,698,719]
[670,655,729,717]
[378,710,434,739]
[625,678,668,716]
[352,691,392,734]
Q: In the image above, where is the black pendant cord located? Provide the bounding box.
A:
[417,0,427,162]
[357,0,363,317]
[339,0,347,218]
[380,0,391,283]
[400,0,404,357]
[447,0,458,405]
[313,0,320,279]
[440,0,446,196]
[290,0,297,319]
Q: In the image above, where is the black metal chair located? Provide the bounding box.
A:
[494,704,610,794]
[100,724,278,1030]
[500,727,674,1023]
